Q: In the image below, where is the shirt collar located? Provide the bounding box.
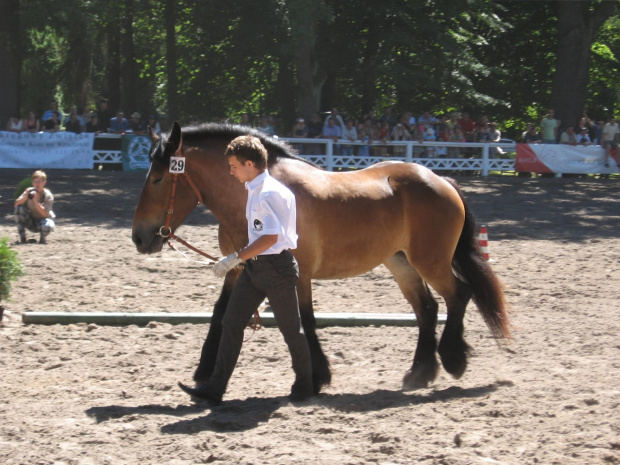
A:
[245,170,268,191]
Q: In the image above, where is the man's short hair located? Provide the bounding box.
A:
[32,170,47,181]
[225,135,268,171]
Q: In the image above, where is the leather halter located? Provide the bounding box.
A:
[157,170,219,262]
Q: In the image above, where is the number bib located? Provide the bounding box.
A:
[169,156,186,174]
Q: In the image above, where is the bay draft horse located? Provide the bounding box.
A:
[132,122,511,394]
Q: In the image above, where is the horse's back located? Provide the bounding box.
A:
[273,159,465,278]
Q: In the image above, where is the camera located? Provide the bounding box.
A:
[28,190,36,199]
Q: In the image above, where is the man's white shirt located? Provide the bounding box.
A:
[245,170,297,255]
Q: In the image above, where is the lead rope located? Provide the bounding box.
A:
[160,173,262,336]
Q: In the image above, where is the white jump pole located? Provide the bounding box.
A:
[22,311,447,328]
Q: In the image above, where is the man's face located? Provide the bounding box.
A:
[548,109,554,117]
[228,155,255,183]
[32,177,46,192]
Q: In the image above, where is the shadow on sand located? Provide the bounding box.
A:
[85,380,510,434]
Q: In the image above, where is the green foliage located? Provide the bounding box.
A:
[14,177,32,200]
[0,237,25,303]
[9,0,620,137]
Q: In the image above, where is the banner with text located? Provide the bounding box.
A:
[515,143,619,174]
[0,132,95,169]
[121,135,152,171]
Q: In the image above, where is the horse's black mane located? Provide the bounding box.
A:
[171,122,317,167]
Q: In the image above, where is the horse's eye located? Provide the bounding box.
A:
[153,177,163,185]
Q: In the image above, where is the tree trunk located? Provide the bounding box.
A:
[296,37,325,120]
[164,0,178,122]
[0,0,21,124]
[360,15,380,118]
[552,1,617,129]
[121,0,137,113]
[106,21,122,113]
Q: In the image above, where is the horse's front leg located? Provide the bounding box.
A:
[297,276,331,394]
[193,273,237,384]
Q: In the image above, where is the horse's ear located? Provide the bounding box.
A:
[168,121,183,152]
[148,125,160,143]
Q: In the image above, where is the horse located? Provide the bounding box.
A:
[132,122,511,395]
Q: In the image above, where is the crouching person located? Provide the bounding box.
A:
[14,170,56,244]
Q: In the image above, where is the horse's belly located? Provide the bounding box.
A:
[309,238,399,279]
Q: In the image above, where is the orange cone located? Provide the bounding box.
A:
[478,225,491,261]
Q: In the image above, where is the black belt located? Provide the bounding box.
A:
[248,250,288,261]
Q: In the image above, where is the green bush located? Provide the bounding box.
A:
[0,237,25,303]
[14,177,33,200]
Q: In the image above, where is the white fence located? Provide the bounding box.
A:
[92,134,517,177]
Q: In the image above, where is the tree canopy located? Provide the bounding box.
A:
[1,0,619,139]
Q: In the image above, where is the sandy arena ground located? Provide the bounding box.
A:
[0,169,619,465]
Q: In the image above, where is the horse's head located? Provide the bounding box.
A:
[132,122,201,254]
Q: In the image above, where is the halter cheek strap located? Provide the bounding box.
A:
[157,170,218,262]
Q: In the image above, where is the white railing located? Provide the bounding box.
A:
[91,134,517,177]
[285,138,517,176]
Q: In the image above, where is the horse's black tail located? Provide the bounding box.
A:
[446,179,511,340]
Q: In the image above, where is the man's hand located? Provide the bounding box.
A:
[212,252,242,278]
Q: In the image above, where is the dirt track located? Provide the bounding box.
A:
[1,169,619,465]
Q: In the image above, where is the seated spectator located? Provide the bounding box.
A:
[341,119,358,155]
[488,122,503,157]
[64,112,82,134]
[407,111,417,128]
[357,126,371,157]
[476,123,490,142]
[522,125,541,143]
[401,113,413,131]
[86,113,104,134]
[446,113,460,132]
[291,117,309,153]
[42,100,63,123]
[390,122,410,156]
[256,115,275,137]
[109,110,129,133]
[559,126,578,146]
[305,113,323,155]
[97,99,112,132]
[322,117,342,154]
[147,114,161,135]
[576,127,591,145]
[449,127,466,158]
[602,117,619,167]
[128,112,146,135]
[43,111,61,132]
[24,111,40,133]
[422,124,437,157]
[324,108,345,130]
[435,126,451,158]
[458,112,476,141]
[5,113,23,132]
[64,105,85,129]
[418,111,437,125]
[292,117,309,138]
[592,120,605,145]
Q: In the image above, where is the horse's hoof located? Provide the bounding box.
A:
[401,367,437,391]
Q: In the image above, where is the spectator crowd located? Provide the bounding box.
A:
[3,99,618,166]
[4,99,161,137]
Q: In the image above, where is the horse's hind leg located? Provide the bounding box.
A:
[419,264,472,380]
[384,252,440,390]
[297,276,331,394]
[436,276,472,379]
